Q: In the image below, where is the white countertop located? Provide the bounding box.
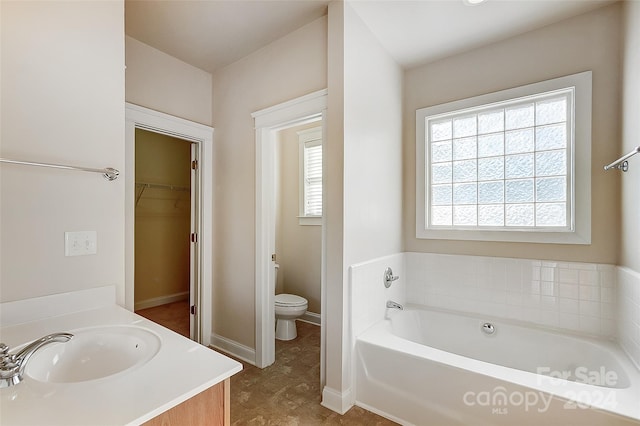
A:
[0,287,242,425]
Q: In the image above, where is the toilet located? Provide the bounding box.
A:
[275,293,308,341]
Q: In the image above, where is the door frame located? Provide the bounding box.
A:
[252,89,327,370]
[125,103,214,346]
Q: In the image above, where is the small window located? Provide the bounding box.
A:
[298,127,322,225]
[416,71,592,244]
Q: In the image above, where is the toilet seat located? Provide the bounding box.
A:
[275,294,307,307]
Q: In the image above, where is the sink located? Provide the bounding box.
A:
[26,325,161,383]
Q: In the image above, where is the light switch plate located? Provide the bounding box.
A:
[65,231,97,256]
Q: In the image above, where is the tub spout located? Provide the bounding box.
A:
[386,300,403,310]
[0,332,73,388]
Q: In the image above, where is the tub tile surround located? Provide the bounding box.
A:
[618,267,640,370]
[351,252,639,354]
[350,253,405,338]
[405,252,618,339]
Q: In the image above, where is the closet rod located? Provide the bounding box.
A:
[0,158,119,181]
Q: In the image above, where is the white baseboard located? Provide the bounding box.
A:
[210,333,256,366]
[299,311,321,326]
[321,386,353,415]
[134,291,189,311]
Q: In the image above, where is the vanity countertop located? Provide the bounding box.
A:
[0,288,242,425]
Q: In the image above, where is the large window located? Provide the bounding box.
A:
[298,126,322,225]
[416,72,592,244]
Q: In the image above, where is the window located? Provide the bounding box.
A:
[298,126,322,225]
[416,71,592,244]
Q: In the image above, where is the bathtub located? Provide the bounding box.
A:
[355,306,640,426]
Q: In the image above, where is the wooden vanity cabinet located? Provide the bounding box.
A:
[144,378,230,426]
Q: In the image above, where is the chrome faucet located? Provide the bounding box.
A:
[386,300,403,310]
[0,332,73,388]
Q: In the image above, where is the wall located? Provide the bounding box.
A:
[324,1,404,412]
[621,1,640,272]
[211,16,327,350]
[276,123,322,314]
[0,1,125,303]
[125,36,212,126]
[134,129,191,309]
[618,0,640,370]
[404,4,621,264]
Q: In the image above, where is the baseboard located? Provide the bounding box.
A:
[210,333,256,366]
[134,291,189,311]
[321,386,353,415]
[299,311,321,326]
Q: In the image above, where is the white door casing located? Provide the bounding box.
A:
[252,89,327,369]
[125,103,213,346]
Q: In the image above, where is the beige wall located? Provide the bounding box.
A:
[276,123,322,314]
[0,1,125,303]
[211,16,328,349]
[125,36,212,126]
[621,1,640,272]
[404,4,622,264]
[134,129,191,306]
[325,0,404,404]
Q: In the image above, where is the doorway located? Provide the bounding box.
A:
[124,103,214,346]
[252,89,327,382]
[133,129,193,338]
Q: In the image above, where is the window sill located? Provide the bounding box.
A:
[298,216,322,226]
[416,227,590,245]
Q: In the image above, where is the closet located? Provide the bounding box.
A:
[134,128,192,338]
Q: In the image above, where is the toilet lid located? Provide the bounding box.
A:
[275,293,307,307]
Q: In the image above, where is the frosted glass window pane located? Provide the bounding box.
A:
[453,160,477,183]
[453,205,477,226]
[478,134,504,158]
[431,206,452,226]
[431,141,452,163]
[536,203,566,227]
[536,177,566,202]
[479,205,504,226]
[453,116,477,138]
[453,183,477,205]
[536,98,566,125]
[432,184,452,205]
[536,150,566,177]
[536,124,566,151]
[505,154,534,178]
[432,162,452,184]
[505,104,534,130]
[506,179,534,203]
[506,204,535,226]
[505,129,534,154]
[478,181,504,203]
[478,157,503,181]
[453,137,477,160]
[431,120,452,142]
[478,110,504,134]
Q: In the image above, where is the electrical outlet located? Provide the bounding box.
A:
[65,231,97,256]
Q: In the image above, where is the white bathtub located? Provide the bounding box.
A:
[355,306,640,426]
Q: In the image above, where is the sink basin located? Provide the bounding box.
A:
[26,325,161,383]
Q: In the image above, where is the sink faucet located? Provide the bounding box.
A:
[0,332,73,388]
[386,300,403,310]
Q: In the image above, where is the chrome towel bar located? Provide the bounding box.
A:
[603,146,640,172]
[0,158,119,181]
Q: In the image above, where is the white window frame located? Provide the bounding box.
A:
[298,126,322,226]
[416,71,592,244]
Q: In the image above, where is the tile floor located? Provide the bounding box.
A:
[137,303,397,425]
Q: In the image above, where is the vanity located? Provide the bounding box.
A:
[0,286,242,425]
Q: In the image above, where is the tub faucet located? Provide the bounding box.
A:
[386,300,403,310]
[0,332,73,388]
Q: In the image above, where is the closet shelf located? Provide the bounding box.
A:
[135,182,190,207]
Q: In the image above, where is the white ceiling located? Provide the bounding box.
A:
[125,0,616,74]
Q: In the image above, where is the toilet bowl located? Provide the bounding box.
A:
[275,293,308,341]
